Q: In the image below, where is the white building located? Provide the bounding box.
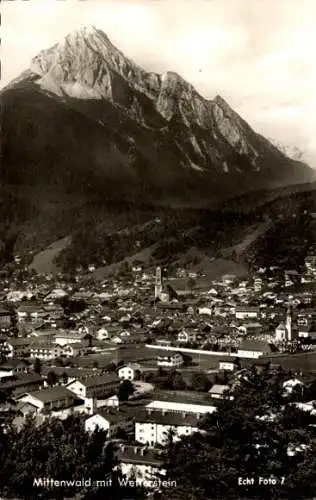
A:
[275,307,292,342]
[135,409,202,447]
[282,378,305,395]
[275,322,288,342]
[96,328,109,341]
[156,351,183,368]
[17,387,78,414]
[118,365,136,381]
[208,384,233,400]
[117,445,165,487]
[237,340,274,359]
[66,374,120,399]
[235,306,260,320]
[85,408,134,437]
[218,358,239,371]
[177,330,197,344]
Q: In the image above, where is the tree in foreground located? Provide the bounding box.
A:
[158,370,316,500]
[0,414,145,500]
[118,379,135,402]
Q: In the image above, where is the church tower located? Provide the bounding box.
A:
[155,266,163,300]
[286,305,292,341]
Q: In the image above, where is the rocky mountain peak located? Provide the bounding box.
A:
[2,24,312,203]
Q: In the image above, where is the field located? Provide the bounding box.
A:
[261,350,316,373]
[29,236,72,273]
[63,344,225,371]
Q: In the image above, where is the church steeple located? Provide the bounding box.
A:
[155,266,163,300]
[286,305,292,341]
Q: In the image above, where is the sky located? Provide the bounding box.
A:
[2,0,316,167]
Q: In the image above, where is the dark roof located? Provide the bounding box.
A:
[76,374,120,388]
[17,303,46,313]
[136,409,201,427]
[26,387,77,403]
[155,350,183,359]
[0,374,43,391]
[0,359,29,369]
[6,338,31,346]
[239,340,275,353]
[236,306,260,312]
[219,357,239,364]
[117,445,163,467]
[150,390,214,406]
[90,406,138,424]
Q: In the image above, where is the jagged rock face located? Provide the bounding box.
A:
[27,26,263,170]
[1,25,313,208]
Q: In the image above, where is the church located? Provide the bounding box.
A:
[275,306,295,342]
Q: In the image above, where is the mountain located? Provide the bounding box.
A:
[0,26,315,265]
[2,26,313,202]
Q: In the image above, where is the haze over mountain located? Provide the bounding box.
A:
[2,26,314,207]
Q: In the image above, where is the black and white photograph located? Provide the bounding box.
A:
[1,0,316,499]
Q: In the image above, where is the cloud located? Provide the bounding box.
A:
[1,0,316,166]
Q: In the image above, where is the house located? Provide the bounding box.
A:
[238,323,262,336]
[0,359,30,380]
[135,408,203,447]
[254,278,263,292]
[29,340,55,360]
[102,395,119,407]
[17,387,79,413]
[177,329,197,344]
[66,374,120,399]
[156,351,183,368]
[96,327,109,341]
[282,376,316,396]
[145,399,216,416]
[118,365,137,381]
[222,274,236,285]
[54,342,82,358]
[54,331,93,347]
[235,306,260,320]
[208,384,232,400]
[237,340,275,359]
[0,305,13,330]
[0,373,44,397]
[1,338,31,358]
[218,357,239,372]
[117,444,165,485]
[84,407,135,437]
[16,303,48,322]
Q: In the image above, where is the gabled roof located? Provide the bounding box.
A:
[71,374,120,388]
[236,306,260,312]
[0,359,29,369]
[0,374,43,391]
[117,445,163,467]
[208,384,230,395]
[155,350,183,358]
[136,409,201,427]
[6,338,31,346]
[17,303,46,313]
[26,386,77,403]
[238,340,275,353]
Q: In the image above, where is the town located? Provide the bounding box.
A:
[0,241,315,498]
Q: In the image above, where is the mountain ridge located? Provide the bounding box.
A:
[1,25,315,266]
